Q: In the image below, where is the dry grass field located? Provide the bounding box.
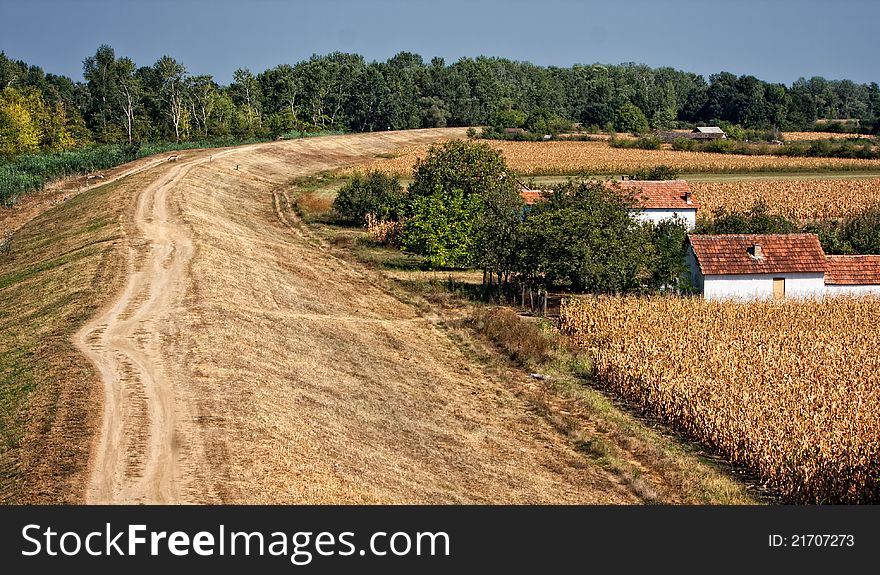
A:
[561,296,880,503]
[353,139,880,176]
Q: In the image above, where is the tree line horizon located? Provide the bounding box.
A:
[2,45,879,157]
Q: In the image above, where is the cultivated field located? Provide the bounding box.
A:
[560,296,880,503]
[354,139,880,176]
[692,177,880,219]
[782,131,877,141]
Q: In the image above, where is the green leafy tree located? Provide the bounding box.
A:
[516,181,651,293]
[333,171,405,224]
[646,218,689,290]
[404,140,522,274]
[400,186,479,268]
[0,88,41,156]
[694,202,799,235]
[614,102,649,133]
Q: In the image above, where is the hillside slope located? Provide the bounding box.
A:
[2,129,647,503]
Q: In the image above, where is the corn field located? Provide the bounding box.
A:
[782,132,877,142]
[352,140,880,177]
[693,178,880,220]
[560,296,880,503]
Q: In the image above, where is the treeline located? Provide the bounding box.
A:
[335,141,688,296]
[3,46,880,160]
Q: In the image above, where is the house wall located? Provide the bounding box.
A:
[631,208,697,229]
[702,273,826,300]
[685,245,704,292]
[825,284,880,296]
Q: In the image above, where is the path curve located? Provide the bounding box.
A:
[77,152,230,503]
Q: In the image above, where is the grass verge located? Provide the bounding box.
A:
[0,174,139,503]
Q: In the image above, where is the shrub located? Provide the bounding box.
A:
[332,171,405,225]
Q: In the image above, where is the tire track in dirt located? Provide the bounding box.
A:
[77,152,233,504]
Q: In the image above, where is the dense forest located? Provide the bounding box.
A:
[2,45,880,158]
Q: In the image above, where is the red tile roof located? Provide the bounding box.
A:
[519,180,698,210]
[613,180,699,209]
[825,255,880,285]
[520,190,544,205]
[688,234,826,276]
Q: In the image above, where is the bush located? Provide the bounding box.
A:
[469,306,554,365]
[671,138,696,151]
[332,171,405,225]
[630,165,679,180]
[610,136,661,150]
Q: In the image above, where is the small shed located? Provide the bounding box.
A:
[687,234,827,300]
[825,255,880,296]
[693,126,727,139]
[657,127,727,143]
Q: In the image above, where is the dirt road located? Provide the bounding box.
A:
[76,129,638,504]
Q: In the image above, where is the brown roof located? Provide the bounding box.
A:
[825,255,880,285]
[613,180,699,209]
[688,234,827,276]
[520,190,544,205]
[520,180,698,210]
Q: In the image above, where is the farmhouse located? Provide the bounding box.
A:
[686,234,827,300]
[615,179,698,229]
[687,234,880,300]
[519,180,699,229]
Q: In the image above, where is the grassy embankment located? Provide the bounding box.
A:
[0,172,144,503]
[289,175,765,504]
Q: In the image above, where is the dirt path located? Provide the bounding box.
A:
[79,153,221,503]
[75,128,641,504]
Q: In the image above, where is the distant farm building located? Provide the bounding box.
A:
[657,126,728,143]
[687,234,880,300]
[519,180,698,229]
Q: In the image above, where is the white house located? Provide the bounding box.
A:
[520,179,699,229]
[614,179,698,229]
[825,255,880,296]
[687,234,880,300]
[686,234,827,300]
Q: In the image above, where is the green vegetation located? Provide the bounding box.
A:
[672,136,880,159]
[609,136,662,150]
[0,137,268,206]
[332,171,405,224]
[3,45,879,204]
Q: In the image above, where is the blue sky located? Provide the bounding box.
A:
[1,0,877,85]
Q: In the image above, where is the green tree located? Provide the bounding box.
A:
[333,171,405,224]
[400,186,479,268]
[516,181,651,293]
[0,88,41,156]
[614,102,649,133]
[694,202,799,235]
[403,140,522,273]
[646,218,689,290]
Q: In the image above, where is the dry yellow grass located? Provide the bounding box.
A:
[693,178,880,219]
[353,140,880,176]
[560,296,880,503]
[783,131,877,141]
